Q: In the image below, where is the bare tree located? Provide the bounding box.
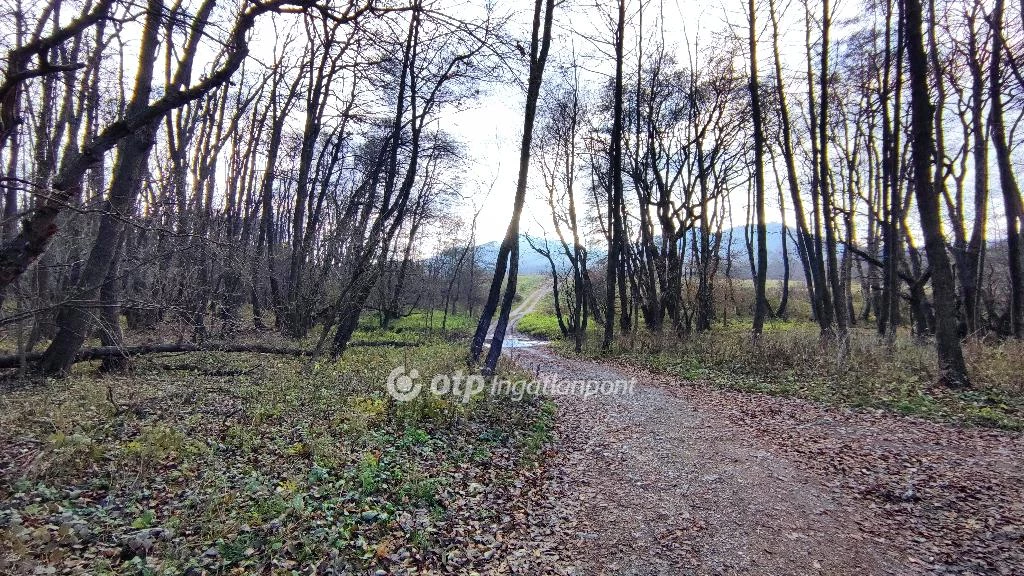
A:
[470,0,556,373]
[748,0,769,338]
[903,0,970,387]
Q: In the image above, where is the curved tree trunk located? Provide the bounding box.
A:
[471,0,556,371]
[38,0,164,376]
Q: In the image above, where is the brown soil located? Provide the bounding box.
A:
[504,344,1022,575]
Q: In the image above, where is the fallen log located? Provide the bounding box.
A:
[0,340,419,370]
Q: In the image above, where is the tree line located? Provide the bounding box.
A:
[1,0,1022,389]
[479,0,1024,387]
[0,0,498,375]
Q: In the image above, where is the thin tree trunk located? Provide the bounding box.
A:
[98,233,129,371]
[472,0,556,372]
[749,0,769,337]
[804,4,834,333]
[601,0,626,352]
[820,0,848,340]
[990,0,1024,338]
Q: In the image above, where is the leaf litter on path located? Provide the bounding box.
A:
[512,345,1022,575]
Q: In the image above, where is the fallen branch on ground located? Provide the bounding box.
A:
[0,340,418,370]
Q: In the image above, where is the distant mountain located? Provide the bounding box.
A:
[473,224,804,280]
[720,223,800,280]
[475,236,569,275]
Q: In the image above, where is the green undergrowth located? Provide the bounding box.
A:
[517,312,601,342]
[516,313,564,340]
[514,291,599,342]
[565,323,1024,430]
[0,339,553,574]
[512,279,556,340]
[513,289,595,342]
[354,309,477,344]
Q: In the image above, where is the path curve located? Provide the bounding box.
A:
[486,280,551,346]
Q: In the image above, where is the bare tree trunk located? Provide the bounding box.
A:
[749,0,769,337]
[0,0,370,293]
[471,0,556,370]
[959,4,989,336]
[803,4,834,333]
[771,150,791,319]
[527,236,568,336]
[769,0,816,323]
[819,0,848,340]
[903,0,969,387]
[880,0,905,341]
[989,0,1024,338]
[39,0,165,376]
[98,233,129,372]
[601,0,626,352]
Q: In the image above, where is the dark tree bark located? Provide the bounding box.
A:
[98,233,128,372]
[0,0,115,151]
[38,0,166,376]
[470,0,556,371]
[819,0,848,340]
[803,4,835,334]
[880,0,905,341]
[989,0,1024,338]
[526,235,568,336]
[903,0,970,387]
[749,0,769,338]
[601,0,626,352]
[957,3,989,336]
[0,0,375,294]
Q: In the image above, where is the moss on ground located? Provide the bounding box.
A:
[516,313,564,340]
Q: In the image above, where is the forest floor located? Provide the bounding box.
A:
[1,287,1022,575]
[0,339,562,575]
[502,287,1024,576]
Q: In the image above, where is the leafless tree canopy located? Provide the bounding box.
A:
[0,0,1021,387]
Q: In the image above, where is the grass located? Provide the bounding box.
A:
[513,285,562,341]
[0,336,554,574]
[522,276,1024,429]
[563,323,1024,430]
[513,289,601,341]
[516,312,563,340]
[355,308,477,342]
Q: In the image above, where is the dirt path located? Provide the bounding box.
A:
[498,287,1023,576]
[485,281,551,344]
[510,281,551,325]
[514,347,911,575]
